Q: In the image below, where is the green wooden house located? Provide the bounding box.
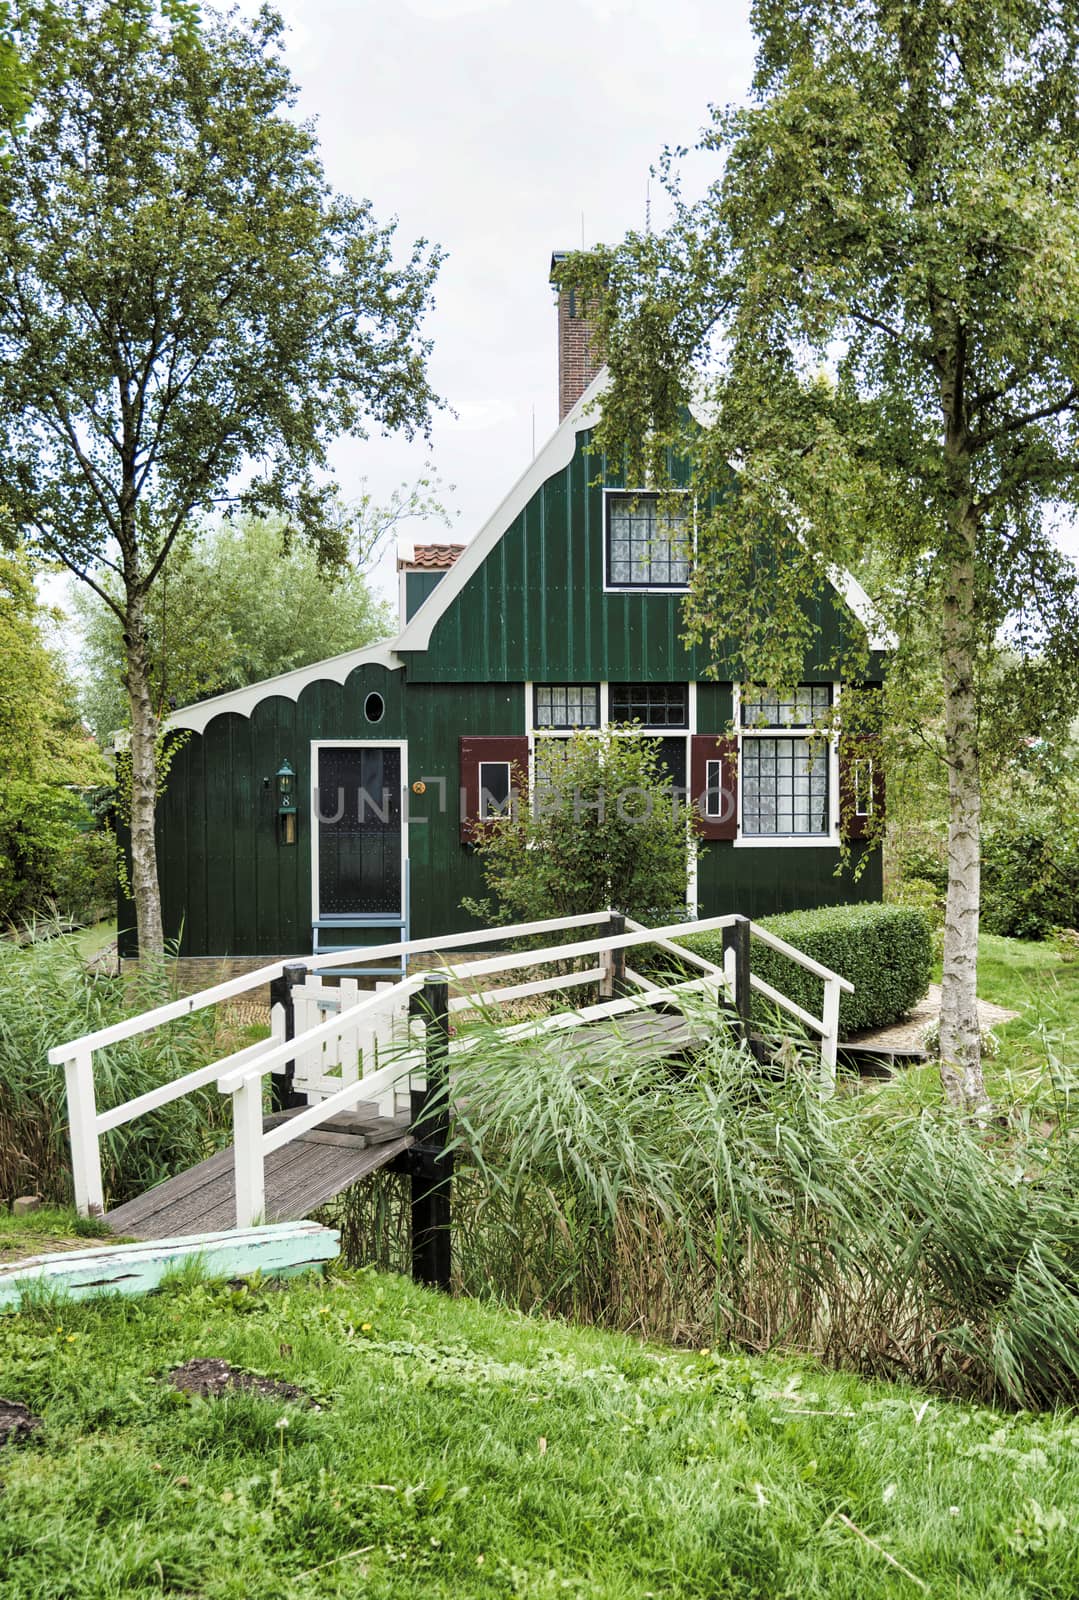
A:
[134,261,890,963]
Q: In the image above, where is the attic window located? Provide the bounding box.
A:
[606,492,691,589]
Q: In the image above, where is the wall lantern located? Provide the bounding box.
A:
[276,758,298,846]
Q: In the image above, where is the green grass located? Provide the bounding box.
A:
[0,1265,1075,1599]
[0,1205,112,1262]
[863,932,1079,1114]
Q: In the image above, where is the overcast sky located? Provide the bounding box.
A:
[249,0,758,600]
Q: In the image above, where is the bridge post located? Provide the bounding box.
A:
[408,977,453,1292]
[722,916,752,1047]
[270,962,307,1111]
[601,910,628,998]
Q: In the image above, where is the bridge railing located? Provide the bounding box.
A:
[50,909,853,1222]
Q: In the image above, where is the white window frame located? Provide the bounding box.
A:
[309,739,409,922]
[478,759,513,820]
[602,487,695,594]
[853,755,874,819]
[732,684,840,849]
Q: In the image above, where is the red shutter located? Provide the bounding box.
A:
[839,735,885,840]
[459,735,529,843]
[691,735,738,840]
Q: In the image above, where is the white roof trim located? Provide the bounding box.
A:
[394,368,610,653]
[827,565,897,653]
[166,639,400,735]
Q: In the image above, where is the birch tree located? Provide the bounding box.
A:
[0,2,441,957]
[563,0,1079,1112]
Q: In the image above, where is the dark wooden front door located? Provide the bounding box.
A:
[315,745,403,918]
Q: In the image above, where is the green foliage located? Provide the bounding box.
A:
[0,2,443,576]
[981,816,1079,941]
[1,1269,1076,1598]
[684,903,932,1036]
[47,830,116,926]
[463,729,699,926]
[561,2,1079,714]
[0,1,442,951]
[67,505,429,736]
[560,0,1079,1103]
[0,929,230,1205]
[0,550,110,923]
[70,514,397,739]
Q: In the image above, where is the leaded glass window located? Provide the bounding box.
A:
[609,683,689,728]
[741,684,832,727]
[534,684,600,729]
[741,737,829,836]
[606,493,691,588]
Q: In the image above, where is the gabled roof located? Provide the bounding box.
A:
[167,364,891,734]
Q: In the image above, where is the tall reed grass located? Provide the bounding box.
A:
[0,929,232,1206]
[352,994,1077,1409]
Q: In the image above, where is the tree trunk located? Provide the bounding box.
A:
[124,591,165,960]
[939,539,989,1113]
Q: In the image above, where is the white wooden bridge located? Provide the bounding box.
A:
[48,910,852,1289]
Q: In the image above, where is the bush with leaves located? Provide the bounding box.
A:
[684,902,932,1036]
[0,550,109,923]
[463,729,700,926]
[981,815,1079,941]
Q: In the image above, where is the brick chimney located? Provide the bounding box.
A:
[550,251,603,421]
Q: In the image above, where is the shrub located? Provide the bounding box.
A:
[464,728,699,926]
[48,828,116,925]
[682,901,932,1035]
[981,819,1079,940]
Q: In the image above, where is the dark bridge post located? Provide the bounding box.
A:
[601,915,627,998]
[408,976,453,1292]
[269,961,307,1111]
[722,917,751,1047]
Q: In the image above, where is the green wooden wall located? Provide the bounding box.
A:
[144,659,879,958]
[151,667,523,956]
[401,431,858,684]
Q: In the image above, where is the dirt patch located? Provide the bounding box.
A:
[168,1358,315,1407]
[0,1399,42,1447]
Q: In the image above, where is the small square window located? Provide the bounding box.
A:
[606,492,691,589]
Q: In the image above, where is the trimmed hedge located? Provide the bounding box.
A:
[682,902,932,1037]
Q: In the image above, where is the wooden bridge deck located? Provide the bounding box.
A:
[105,1107,413,1242]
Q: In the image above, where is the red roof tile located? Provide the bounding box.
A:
[399,543,467,571]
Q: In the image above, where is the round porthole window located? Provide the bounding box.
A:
[364,691,385,724]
